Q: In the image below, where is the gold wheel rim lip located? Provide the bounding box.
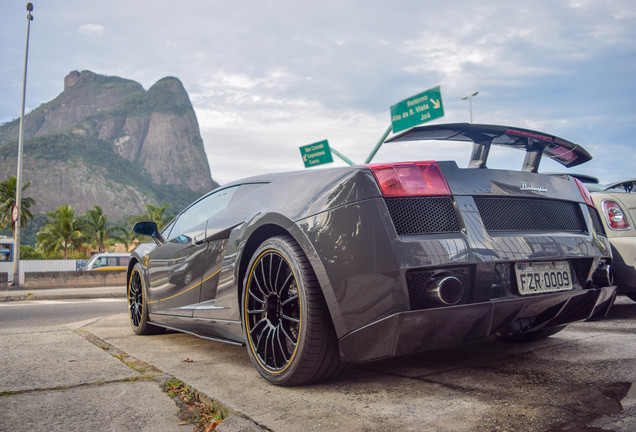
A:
[244,249,302,374]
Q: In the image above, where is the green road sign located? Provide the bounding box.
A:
[390,86,444,133]
[300,139,334,168]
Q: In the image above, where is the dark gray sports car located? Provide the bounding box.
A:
[128,123,616,386]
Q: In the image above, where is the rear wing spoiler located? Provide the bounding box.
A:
[385,123,592,172]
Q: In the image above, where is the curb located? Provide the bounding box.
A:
[0,287,126,302]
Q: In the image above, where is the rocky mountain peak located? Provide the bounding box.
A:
[0,70,217,224]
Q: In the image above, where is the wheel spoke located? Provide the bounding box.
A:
[249,290,265,304]
[273,258,284,294]
[249,318,267,336]
[281,293,298,306]
[277,272,293,296]
[274,326,291,363]
[258,259,273,294]
[281,313,300,324]
[280,324,296,345]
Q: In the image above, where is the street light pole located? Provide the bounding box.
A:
[461,91,479,123]
[12,2,34,286]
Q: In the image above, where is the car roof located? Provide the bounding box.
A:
[386,123,592,171]
[604,179,636,192]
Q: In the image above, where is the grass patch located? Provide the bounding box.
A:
[163,379,226,431]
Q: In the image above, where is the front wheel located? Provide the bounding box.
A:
[242,235,346,386]
[128,263,162,335]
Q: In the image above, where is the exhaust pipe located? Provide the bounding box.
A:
[425,276,464,305]
[592,263,612,287]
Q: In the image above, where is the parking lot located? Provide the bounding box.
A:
[1,294,634,431]
[74,297,635,431]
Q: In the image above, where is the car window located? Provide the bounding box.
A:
[168,186,239,240]
[94,257,107,268]
[161,218,176,239]
[231,183,267,203]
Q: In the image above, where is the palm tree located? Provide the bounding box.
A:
[82,206,128,253]
[143,203,173,230]
[128,203,173,240]
[0,176,36,232]
[36,205,88,259]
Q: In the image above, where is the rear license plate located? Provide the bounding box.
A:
[515,261,573,295]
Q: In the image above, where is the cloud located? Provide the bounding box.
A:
[2,0,636,186]
[78,24,105,36]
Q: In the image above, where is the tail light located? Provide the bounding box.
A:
[601,200,631,230]
[574,178,595,207]
[369,161,451,197]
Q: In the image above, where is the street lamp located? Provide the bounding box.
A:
[461,91,479,123]
[12,2,34,286]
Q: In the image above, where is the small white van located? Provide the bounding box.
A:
[83,252,130,271]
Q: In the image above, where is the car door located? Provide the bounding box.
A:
[146,186,239,316]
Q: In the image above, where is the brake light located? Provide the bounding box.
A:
[574,178,595,207]
[505,128,553,143]
[370,161,451,197]
[601,200,630,230]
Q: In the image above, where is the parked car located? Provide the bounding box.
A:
[128,123,616,386]
[84,252,131,271]
[561,176,636,301]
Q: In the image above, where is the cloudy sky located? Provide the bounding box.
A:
[1,1,635,185]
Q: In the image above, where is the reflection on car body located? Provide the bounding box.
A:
[127,123,616,386]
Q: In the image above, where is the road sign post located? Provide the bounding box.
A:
[299,140,334,168]
[390,86,444,133]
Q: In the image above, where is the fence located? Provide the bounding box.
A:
[1,260,126,289]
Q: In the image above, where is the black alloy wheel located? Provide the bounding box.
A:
[243,235,345,386]
[128,263,160,335]
[245,248,301,371]
[128,267,144,330]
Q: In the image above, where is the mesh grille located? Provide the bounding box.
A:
[406,267,471,310]
[474,197,586,232]
[385,197,461,235]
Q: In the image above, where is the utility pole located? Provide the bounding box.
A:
[461,91,479,123]
[13,2,34,286]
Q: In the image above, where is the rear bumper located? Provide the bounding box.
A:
[338,285,616,363]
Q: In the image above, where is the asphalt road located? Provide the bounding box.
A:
[1,296,635,431]
[0,298,126,329]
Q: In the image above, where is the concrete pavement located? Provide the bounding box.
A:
[1,288,635,431]
[0,313,265,432]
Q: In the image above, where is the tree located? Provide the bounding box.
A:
[128,203,173,240]
[82,206,129,253]
[36,205,88,259]
[0,176,36,233]
[143,203,173,230]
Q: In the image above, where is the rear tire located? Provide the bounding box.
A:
[242,235,346,386]
[128,263,162,335]
[497,325,567,343]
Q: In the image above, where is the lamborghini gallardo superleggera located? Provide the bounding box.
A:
[128,123,616,386]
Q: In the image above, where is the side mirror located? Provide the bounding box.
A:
[133,221,166,246]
